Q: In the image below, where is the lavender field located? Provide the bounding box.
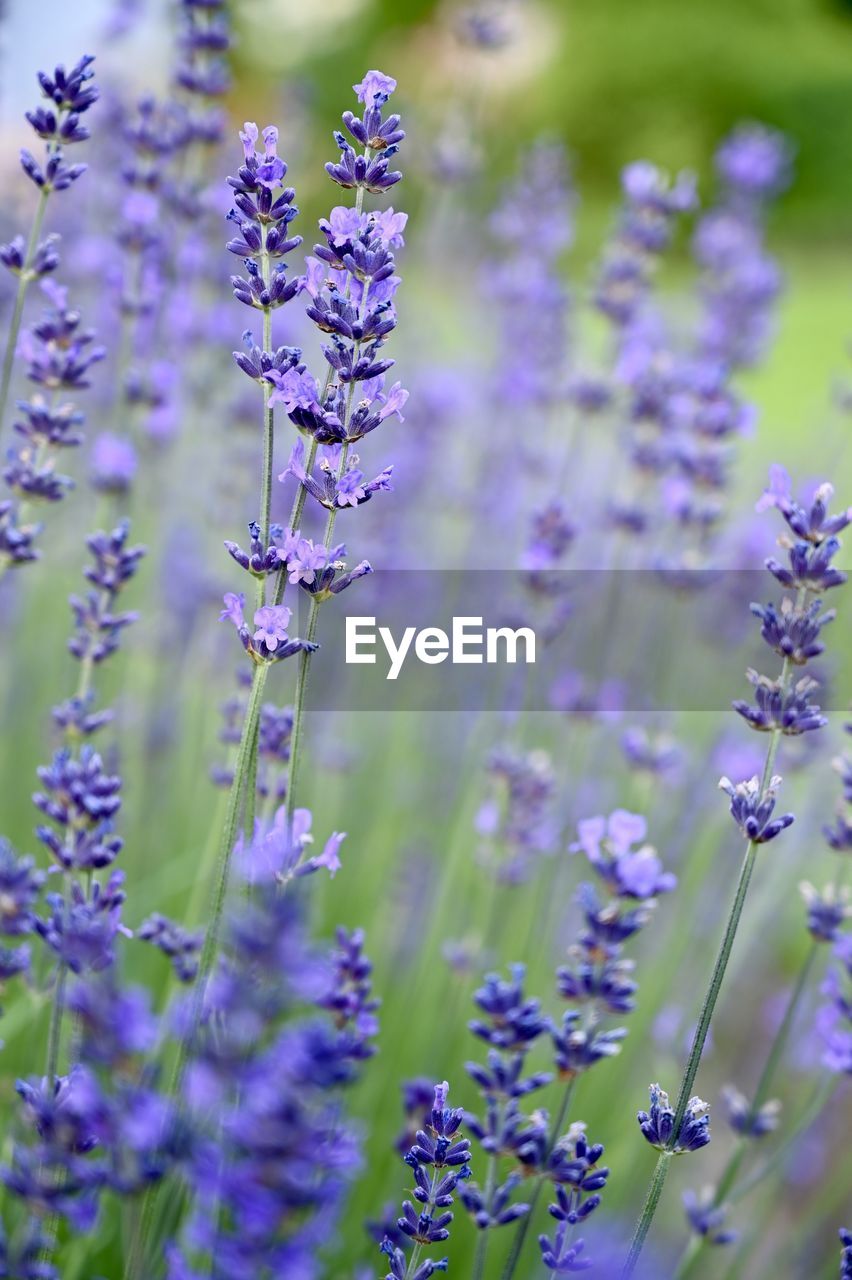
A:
[0,1,851,1277]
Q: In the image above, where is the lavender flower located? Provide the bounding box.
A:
[800,882,850,943]
[174,0,231,145]
[595,162,695,328]
[570,810,676,899]
[718,775,794,844]
[381,1081,470,1280]
[90,432,138,494]
[169,890,370,1279]
[218,589,317,663]
[625,474,848,1276]
[475,748,557,883]
[235,805,346,886]
[0,282,105,571]
[537,1126,610,1274]
[488,143,575,410]
[0,841,45,937]
[719,1084,780,1138]
[327,72,403,193]
[137,914,203,982]
[816,936,852,1074]
[694,125,791,368]
[840,1228,852,1279]
[315,926,380,1070]
[682,1188,737,1247]
[0,56,98,437]
[638,1084,711,1153]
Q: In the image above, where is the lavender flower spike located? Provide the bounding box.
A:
[718,774,794,844]
[0,56,98,437]
[381,1081,470,1280]
[637,1084,711,1154]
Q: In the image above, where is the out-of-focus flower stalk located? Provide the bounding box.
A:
[0,188,50,434]
[0,56,98,438]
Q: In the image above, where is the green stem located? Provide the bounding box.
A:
[501,1080,576,1280]
[0,187,50,439]
[622,1152,673,1279]
[472,1155,498,1280]
[672,939,820,1280]
[743,940,817,1134]
[194,660,269,997]
[403,1169,440,1280]
[283,595,321,821]
[125,662,269,1280]
[45,962,67,1083]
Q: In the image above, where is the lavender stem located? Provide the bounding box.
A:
[672,937,820,1280]
[622,589,806,1278]
[471,1155,497,1280]
[193,661,269,996]
[0,187,50,438]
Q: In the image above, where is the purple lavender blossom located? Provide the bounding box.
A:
[719,1084,780,1138]
[90,432,137,494]
[381,1081,470,1280]
[235,805,346,886]
[816,936,852,1074]
[638,1083,711,1153]
[682,1188,737,1247]
[840,1228,852,1279]
[718,775,794,844]
[170,889,369,1278]
[570,811,676,899]
[137,914,203,982]
[537,1127,610,1274]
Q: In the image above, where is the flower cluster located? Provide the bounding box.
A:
[16,55,97,195]
[236,805,346,887]
[272,72,407,537]
[1,281,104,569]
[381,1081,471,1280]
[212,670,294,802]
[719,1083,780,1138]
[840,1228,852,1280]
[174,0,231,146]
[0,840,44,991]
[488,142,576,409]
[638,1083,711,1153]
[227,123,302,313]
[552,811,674,1082]
[137,914,204,982]
[595,161,696,329]
[169,889,373,1278]
[814,739,852,1077]
[537,1126,610,1274]
[695,124,792,368]
[816,934,852,1075]
[219,591,317,663]
[719,470,850,844]
[474,748,557,883]
[682,1188,737,1248]
[34,523,144,881]
[462,966,549,1233]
